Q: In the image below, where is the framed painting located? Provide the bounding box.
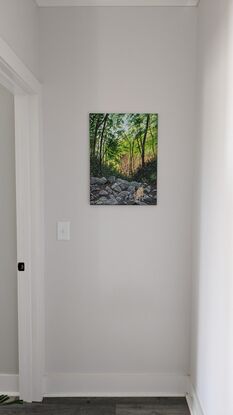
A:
[90,113,158,205]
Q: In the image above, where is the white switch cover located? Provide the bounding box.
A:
[57,221,70,241]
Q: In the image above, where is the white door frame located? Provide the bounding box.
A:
[0,37,44,402]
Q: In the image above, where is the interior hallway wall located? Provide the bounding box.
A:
[0,0,39,77]
[191,0,233,414]
[40,6,197,393]
[0,84,18,374]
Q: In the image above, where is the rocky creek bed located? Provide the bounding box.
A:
[90,176,157,205]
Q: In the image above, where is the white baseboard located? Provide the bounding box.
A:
[0,374,19,395]
[186,380,205,415]
[44,372,189,397]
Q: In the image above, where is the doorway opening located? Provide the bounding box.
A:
[0,37,44,402]
[0,83,18,380]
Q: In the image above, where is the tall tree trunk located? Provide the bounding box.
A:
[141,114,150,168]
[99,114,109,174]
[92,115,100,157]
[129,140,135,176]
[92,114,106,157]
[129,142,132,176]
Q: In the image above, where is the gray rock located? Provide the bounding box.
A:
[128,185,136,192]
[105,195,118,205]
[108,176,116,184]
[118,191,129,199]
[99,190,108,196]
[90,177,107,185]
[130,181,141,188]
[143,195,153,203]
[144,186,151,194]
[96,197,108,205]
[135,200,147,205]
[128,199,135,204]
[116,179,130,190]
[120,183,129,190]
[117,178,129,184]
[111,183,122,192]
[105,186,113,194]
[100,177,107,185]
[105,199,118,205]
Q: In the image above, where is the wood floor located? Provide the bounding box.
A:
[0,397,190,414]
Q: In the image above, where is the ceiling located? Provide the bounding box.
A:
[36,0,199,6]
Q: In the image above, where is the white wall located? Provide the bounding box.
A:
[0,84,18,374]
[40,6,197,394]
[191,0,233,414]
[0,0,39,77]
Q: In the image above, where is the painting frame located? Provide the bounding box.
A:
[90,113,158,205]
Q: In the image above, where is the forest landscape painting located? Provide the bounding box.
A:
[90,113,158,205]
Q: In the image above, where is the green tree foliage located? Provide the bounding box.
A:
[90,113,158,184]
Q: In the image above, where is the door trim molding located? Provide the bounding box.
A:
[0,37,44,402]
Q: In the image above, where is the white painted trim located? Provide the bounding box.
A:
[44,373,189,397]
[0,374,19,396]
[0,37,44,402]
[28,94,45,403]
[36,0,199,7]
[0,38,40,94]
[15,95,33,402]
[186,380,205,415]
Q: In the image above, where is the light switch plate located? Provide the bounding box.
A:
[57,221,70,241]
